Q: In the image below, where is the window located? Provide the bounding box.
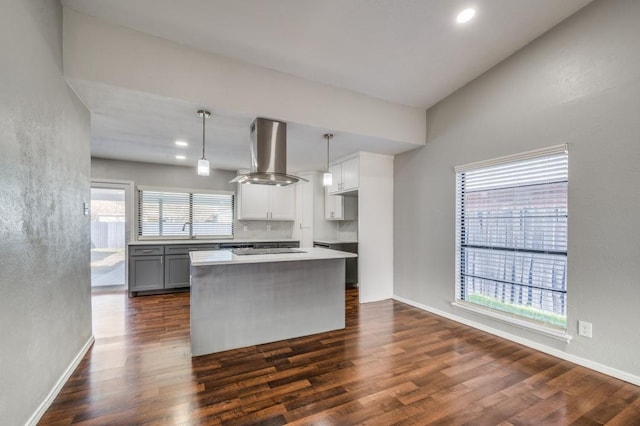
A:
[455,145,568,329]
[137,186,233,239]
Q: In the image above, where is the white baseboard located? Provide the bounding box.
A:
[393,295,640,387]
[26,335,95,426]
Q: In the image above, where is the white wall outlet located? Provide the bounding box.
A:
[266,224,271,232]
[578,320,593,338]
[243,225,248,232]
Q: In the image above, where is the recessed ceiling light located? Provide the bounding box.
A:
[175,155,186,160]
[175,140,188,147]
[456,8,475,24]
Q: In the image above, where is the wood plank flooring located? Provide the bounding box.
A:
[39,289,640,425]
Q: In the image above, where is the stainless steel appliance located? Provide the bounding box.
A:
[230,118,306,186]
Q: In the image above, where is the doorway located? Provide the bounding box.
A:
[90,180,133,289]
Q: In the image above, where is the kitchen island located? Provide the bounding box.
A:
[189,247,357,356]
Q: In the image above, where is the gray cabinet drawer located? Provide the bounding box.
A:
[164,244,220,255]
[130,245,164,256]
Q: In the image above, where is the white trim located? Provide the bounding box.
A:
[451,301,570,342]
[454,143,568,173]
[136,185,234,196]
[393,295,640,387]
[26,336,95,426]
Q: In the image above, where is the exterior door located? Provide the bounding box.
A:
[90,181,132,287]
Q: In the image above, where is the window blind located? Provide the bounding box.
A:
[455,146,568,328]
[138,188,233,239]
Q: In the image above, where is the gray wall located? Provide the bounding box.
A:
[92,157,237,193]
[92,157,294,239]
[0,1,92,424]
[394,0,640,378]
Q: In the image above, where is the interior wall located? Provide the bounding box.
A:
[0,1,92,424]
[91,157,293,239]
[359,152,394,303]
[394,0,640,380]
[63,8,426,147]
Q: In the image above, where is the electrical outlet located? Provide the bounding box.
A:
[266,224,271,232]
[243,225,248,232]
[578,320,593,338]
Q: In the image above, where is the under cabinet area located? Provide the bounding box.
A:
[328,156,359,195]
[236,183,295,220]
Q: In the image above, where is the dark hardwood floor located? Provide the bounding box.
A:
[39,289,640,425]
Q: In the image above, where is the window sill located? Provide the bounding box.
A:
[451,301,571,343]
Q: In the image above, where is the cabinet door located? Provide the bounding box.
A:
[327,163,342,194]
[164,255,191,289]
[325,194,344,220]
[238,183,270,219]
[270,185,295,220]
[341,157,359,191]
[130,256,164,291]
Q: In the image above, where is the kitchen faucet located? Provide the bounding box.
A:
[182,222,192,231]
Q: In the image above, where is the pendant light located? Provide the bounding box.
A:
[323,133,333,186]
[197,109,211,176]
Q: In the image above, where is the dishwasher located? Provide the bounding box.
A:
[313,242,358,288]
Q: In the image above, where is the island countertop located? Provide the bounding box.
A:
[189,247,357,266]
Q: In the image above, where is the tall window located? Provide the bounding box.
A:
[137,186,233,239]
[455,145,568,329]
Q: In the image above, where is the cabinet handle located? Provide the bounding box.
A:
[160,257,163,265]
[141,249,153,253]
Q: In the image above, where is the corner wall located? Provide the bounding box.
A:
[0,1,92,424]
[394,0,640,381]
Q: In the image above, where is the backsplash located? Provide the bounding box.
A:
[233,220,293,239]
[337,220,358,242]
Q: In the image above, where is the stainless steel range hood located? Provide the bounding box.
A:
[230,118,306,186]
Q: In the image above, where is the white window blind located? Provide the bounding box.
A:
[138,187,233,239]
[455,145,568,328]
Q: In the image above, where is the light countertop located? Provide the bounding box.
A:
[129,238,299,246]
[190,247,357,266]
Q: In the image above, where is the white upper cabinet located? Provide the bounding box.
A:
[270,185,295,220]
[328,156,359,195]
[325,192,357,221]
[325,194,344,220]
[237,183,270,220]
[237,184,295,220]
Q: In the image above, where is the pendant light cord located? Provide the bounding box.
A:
[202,113,206,160]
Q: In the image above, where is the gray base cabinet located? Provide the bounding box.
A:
[164,255,191,288]
[129,241,299,295]
[129,255,164,292]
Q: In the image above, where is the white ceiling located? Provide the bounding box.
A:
[62,0,593,171]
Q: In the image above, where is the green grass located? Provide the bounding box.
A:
[467,294,567,329]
